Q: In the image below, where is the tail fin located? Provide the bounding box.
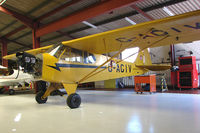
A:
[135,49,152,65]
[135,49,171,71]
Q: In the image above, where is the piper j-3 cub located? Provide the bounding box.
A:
[4,10,200,109]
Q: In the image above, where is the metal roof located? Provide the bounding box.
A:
[0,0,199,55]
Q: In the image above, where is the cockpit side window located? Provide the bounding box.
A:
[84,51,96,64]
[60,47,71,61]
[54,46,65,58]
[70,48,82,63]
[60,47,83,63]
[54,45,96,64]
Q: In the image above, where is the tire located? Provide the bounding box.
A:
[67,93,81,109]
[9,89,15,95]
[0,88,4,94]
[35,91,48,104]
[37,81,47,92]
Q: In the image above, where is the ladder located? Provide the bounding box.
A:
[160,74,168,92]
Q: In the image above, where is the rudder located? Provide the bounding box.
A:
[135,49,152,65]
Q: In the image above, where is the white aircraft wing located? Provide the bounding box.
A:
[0,70,34,87]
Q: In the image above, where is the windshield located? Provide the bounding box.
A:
[46,43,61,54]
[47,44,65,58]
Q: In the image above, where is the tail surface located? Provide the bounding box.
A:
[135,49,152,65]
[135,49,171,71]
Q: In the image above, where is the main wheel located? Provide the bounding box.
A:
[0,88,4,94]
[67,93,81,109]
[9,89,15,95]
[37,81,47,92]
[35,91,48,104]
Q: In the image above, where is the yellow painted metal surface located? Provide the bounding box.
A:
[104,79,116,89]
[41,49,155,84]
[63,83,77,95]
[61,10,200,54]
[136,64,171,71]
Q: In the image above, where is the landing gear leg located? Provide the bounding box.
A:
[35,82,57,104]
[36,91,48,103]
[0,88,4,94]
[63,84,80,109]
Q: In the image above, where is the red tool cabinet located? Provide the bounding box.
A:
[134,75,156,94]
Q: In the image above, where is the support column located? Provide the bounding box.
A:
[170,45,177,89]
[32,22,40,49]
[32,22,40,93]
[1,39,8,67]
[170,45,175,66]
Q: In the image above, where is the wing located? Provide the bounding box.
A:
[62,10,200,54]
[0,65,8,75]
[4,45,53,60]
[0,78,32,86]
[0,79,20,86]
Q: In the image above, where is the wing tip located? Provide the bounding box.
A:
[3,54,17,60]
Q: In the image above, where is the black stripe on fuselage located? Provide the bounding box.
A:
[47,63,107,71]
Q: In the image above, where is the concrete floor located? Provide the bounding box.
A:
[0,90,200,133]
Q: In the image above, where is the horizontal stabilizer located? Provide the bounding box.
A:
[136,64,171,71]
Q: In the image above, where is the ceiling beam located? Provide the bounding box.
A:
[131,4,154,20]
[40,0,186,42]
[4,38,32,49]
[37,0,83,21]
[4,25,26,38]
[0,0,54,33]
[56,31,75,39]
[7,0,186,53]
[36,0,140,37]
[0,0,83,40]
[0,6,33,28]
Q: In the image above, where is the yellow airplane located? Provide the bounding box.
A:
[4,10,200,109]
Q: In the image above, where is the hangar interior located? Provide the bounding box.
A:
[0,0,200,133]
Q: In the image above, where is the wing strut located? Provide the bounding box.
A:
[116,34,170,64]
[78,29,169,83]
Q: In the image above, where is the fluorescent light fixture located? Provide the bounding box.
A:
[82,21,97,29]
[125,17,137,25]
[163,7,174,16]
[0,0,7,5]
